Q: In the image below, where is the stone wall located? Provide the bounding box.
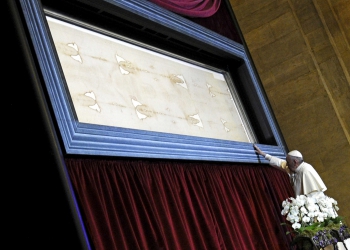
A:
[229,0,350,224]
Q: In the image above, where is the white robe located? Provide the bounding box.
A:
[264,154,327,196]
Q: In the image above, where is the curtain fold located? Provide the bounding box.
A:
[66,157,294,250]
[148,0,221,17]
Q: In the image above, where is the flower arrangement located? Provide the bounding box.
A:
[281,192,350,248]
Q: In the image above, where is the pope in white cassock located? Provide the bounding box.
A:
[253,144,327,197]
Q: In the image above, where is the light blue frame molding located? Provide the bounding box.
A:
[19,0,287,163]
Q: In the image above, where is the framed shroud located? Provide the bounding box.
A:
[18,0,287,162]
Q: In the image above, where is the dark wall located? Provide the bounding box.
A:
[6,0,86,248]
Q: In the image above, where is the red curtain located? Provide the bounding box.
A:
[148,0,242,47]
[148,0,221,18]
[66,157,294,250]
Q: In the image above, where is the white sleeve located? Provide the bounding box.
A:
[264,154,290,174]
[265,154,284,167]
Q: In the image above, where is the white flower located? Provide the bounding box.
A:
[292,222,301,229]
[305,204,315,213]
[306,195,316,204]
[325,208,335,217]
[330,198,337,206]
[287,213,299,223]
[302,216,310,223]
[300,206,308,215]
[317,215,325,222]
[290,205,300,214]
[295,195,306,207]
[282,200,289,207]
[313,192,325,200]
[289,198,296,206]
[307,211,315,219]
[314,211,321,217]
[281,206,289,216]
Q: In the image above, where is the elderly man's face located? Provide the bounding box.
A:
[286,155,298,173]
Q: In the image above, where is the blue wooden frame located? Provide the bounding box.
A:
[19,0,287,162]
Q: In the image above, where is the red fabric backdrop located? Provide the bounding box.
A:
[66,157,294,250]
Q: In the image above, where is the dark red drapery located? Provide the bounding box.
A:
[66,157,294,250]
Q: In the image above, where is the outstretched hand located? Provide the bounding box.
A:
[253,144,266,157]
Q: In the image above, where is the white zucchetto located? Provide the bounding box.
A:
[288,150,303,158]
